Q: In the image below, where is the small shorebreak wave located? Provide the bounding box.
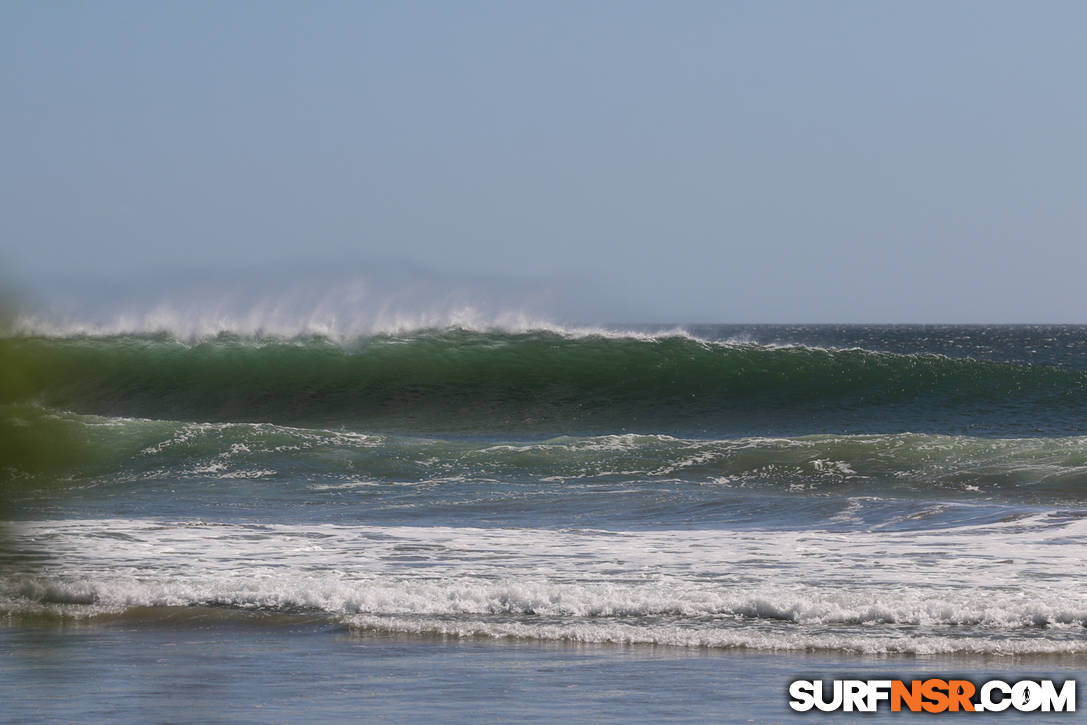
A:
[7,411,1087,503]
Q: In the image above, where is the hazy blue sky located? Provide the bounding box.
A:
[3,1,1086,323]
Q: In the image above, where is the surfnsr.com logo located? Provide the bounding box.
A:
[789,679,1076,713]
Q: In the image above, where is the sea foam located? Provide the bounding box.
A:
[4,518,1085,655]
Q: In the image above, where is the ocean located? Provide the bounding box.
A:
[2,324,1085,722]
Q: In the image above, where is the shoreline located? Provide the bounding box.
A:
[3,617,1081,723]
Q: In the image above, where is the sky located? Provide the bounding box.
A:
[2,0,1086,324]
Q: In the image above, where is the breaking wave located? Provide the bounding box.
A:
[3,329,1086,435]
